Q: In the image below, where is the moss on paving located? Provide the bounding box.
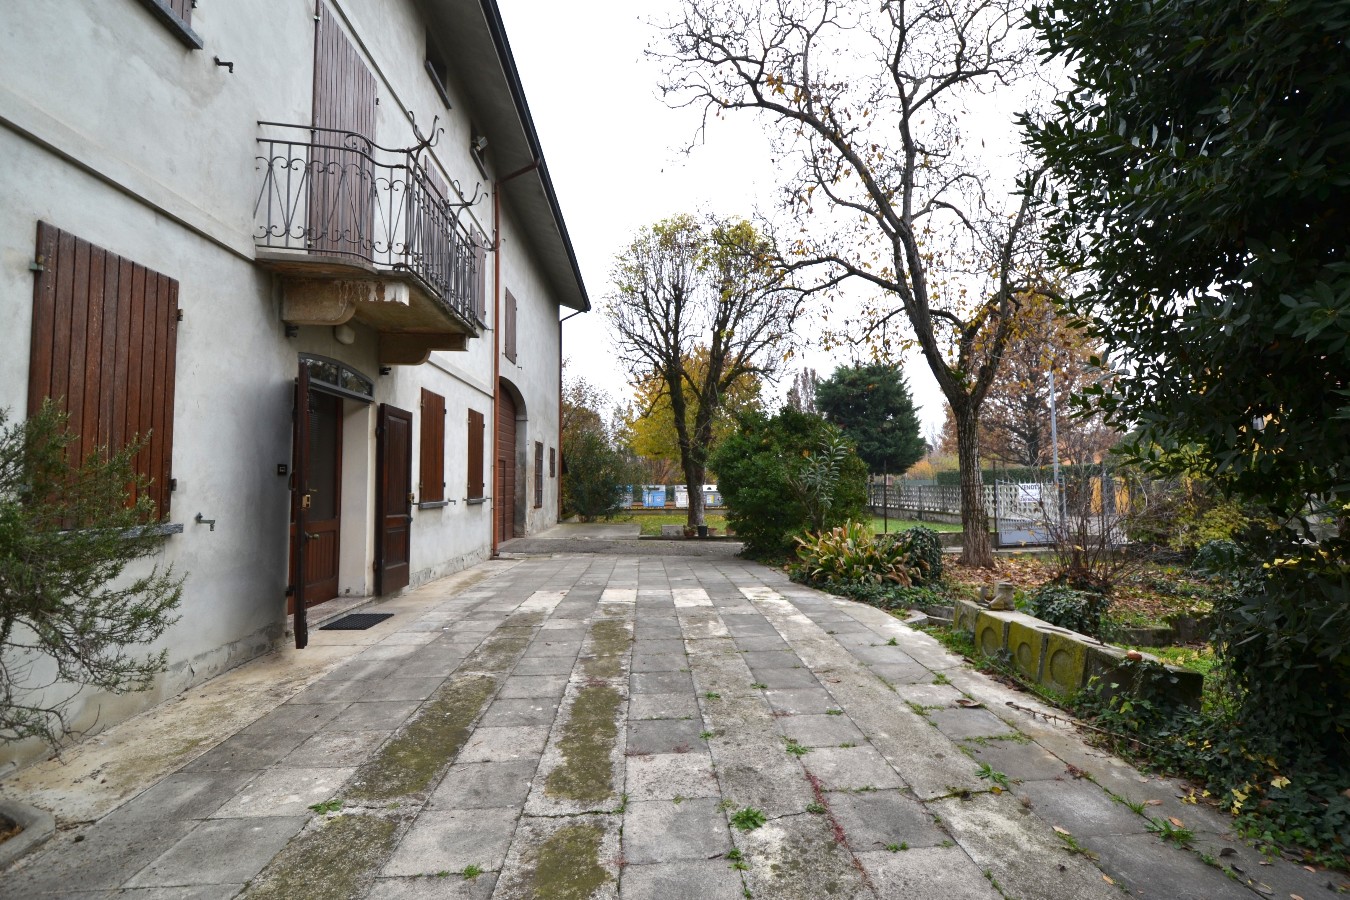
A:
[524,823,610,900]
[244,813,397,900]
[346,673,497,802]
[465,627,535,673]
[545,684,621,803]
[581,618,631,680]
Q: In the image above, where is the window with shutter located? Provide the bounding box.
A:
[419,389,446,503]
[134,0,202,49]
[549,447,556,478]
[28,221,180,519]
[504,290,517,363]
[466,409,485,500]
[534,441,543,508]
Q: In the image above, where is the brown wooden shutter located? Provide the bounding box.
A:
[466,409,485,499]
[550,447,556,478]
[534,441,543,508]
[312,2,378,259]
[419,389,446,502]
[166,0,192,24]
[29,221,179,519]
[504,290,517,363]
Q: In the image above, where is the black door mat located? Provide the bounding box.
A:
[321,612,394,631]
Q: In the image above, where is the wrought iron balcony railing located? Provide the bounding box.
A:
[253,121,483,326]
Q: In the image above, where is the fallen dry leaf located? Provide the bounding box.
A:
[1053,825,1070,836]
[1168,816,1185,828]
[954,698,983,708]
[1145,799,1164,807]
[1102,874,1114,885]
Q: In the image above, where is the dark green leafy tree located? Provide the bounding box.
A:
[1024,0,1350,857]
[710,409,867,556]
[562,427,639,522]
[0,401,183,749]
[815,364,925,477]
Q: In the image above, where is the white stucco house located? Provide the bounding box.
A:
[0,0,588,772]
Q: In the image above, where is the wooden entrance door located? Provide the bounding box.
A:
[375,404,413,595]
[289,386,343,628]
[495,388,517,543]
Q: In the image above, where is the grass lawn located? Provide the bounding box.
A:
[868,517,961,533]
[616,512,729,536]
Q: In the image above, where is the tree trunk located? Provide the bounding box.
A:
[683,458,706,527]
[954,405,994,567]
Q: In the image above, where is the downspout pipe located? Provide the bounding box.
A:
[557,306,585,521]
[490,158,541,558]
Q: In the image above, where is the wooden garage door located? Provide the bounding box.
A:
[495,387,516,543]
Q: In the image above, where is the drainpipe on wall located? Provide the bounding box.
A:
[490,158,541,559]
[558,307,585,522]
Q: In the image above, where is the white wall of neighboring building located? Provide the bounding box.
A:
[0,0,581,774]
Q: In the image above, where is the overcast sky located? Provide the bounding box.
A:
[495,0,950,434]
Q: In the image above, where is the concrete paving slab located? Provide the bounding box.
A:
[112,885,245,899]
[630,671,694,694]
[931,791,1121,900]
[626,720,706,755]
[1013,775,1151,837]
[729,634,790,652]
[0,819,196,896]
[622,798,731,864]
[928,706,1020,741]
[777,714,866,748]
[104,771,257,823]
[366,873,497,898]
[854,847,1002,899]
[180,730,309,773]
[801,746,906,792]
[628,692,700,721]
[618,860,746,899]
[479,698,562,727]
[497,675,569,699]
[631,653,688,673]
[1080,831,1258,899]
[359,676,448,702]
[457,726,550,764]
[511,656,575,676]
[823,789,947,852]
[764,687,839,715]
[429,760,540,810]
[750,667,822,689]
[624,752,719,802]
[239,702,348,736]
[125,817,306,887]
[492,814,620,900]
[382,807,520,876]
[735,813,872,900]
[281,729,390,768]
[321,700,421,733]
[210,766,355,818]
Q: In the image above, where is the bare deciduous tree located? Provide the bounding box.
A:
[658,0,1049,565]
[607,214,804,529]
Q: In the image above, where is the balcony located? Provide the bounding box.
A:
[253,122,484,362]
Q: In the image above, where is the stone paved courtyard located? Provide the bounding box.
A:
[1,540,1340,900]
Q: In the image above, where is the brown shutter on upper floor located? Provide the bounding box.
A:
[419,388,446,502]
[311,2,378,258]
[466,409,485,499]
[504,290,517,363]
[29,221,180,519]
[165,0,192,25]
